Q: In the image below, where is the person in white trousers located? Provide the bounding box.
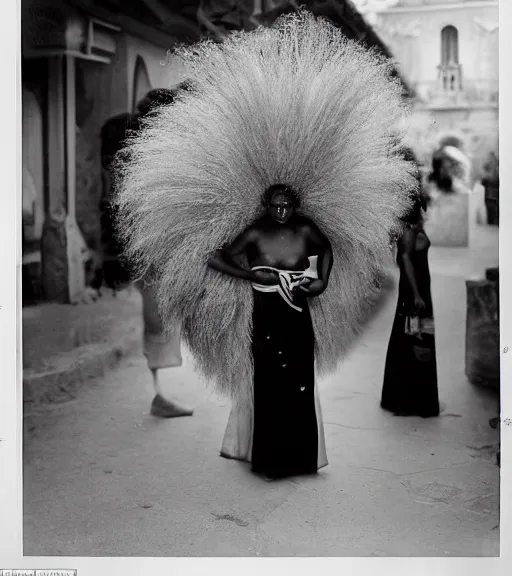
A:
[101,85,194,418]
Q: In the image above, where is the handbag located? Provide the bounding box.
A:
[404,315,435,362]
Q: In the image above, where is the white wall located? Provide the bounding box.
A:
[374,1,499,175]
[125,34,187,110]
[375,1,499,90]
[22,88,45,243]
[72,28,187,251]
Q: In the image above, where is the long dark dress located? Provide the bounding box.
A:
[251,290,319,478]
[381,227,440,417]
[219,261,328,477]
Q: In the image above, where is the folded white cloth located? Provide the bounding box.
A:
[251,256,318,311]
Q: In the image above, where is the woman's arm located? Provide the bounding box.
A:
[208,229,256,282]
[399,227,425,310]
[316,241,333,287]
[208,228,278,285]
[300,221,333,296]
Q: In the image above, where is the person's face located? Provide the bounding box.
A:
[268,193,295,224]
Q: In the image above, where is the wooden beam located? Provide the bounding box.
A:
[23,48,113,64]
[140,0,202,37]
[74,0,201,45]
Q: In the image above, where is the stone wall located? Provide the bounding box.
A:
[465,277,499,390]
[73,34,185,254]
[125,34,187,111]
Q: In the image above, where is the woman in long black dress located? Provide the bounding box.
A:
[381,191,440,418]
[209,184,333,479]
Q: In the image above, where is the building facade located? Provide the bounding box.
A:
[22,0,408,305]
[372,0,498,173]
[22,0,200,304]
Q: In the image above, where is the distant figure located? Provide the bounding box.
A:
[388,145,425,261]
[425,144,471,247]
[481,151,499,226]
[428,144,470,193]
[101,83,194,418]
[381,179,440,418]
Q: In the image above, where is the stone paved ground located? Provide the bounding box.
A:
[23,222,500,557]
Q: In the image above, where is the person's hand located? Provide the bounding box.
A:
[252,269,278,286]
[414,295,426,311]
[300,278,325,296]
[294,277,313,291]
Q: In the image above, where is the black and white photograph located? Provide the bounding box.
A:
[10,0,507,565]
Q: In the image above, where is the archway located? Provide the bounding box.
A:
[22,87,45,248]
[132,55,152,114]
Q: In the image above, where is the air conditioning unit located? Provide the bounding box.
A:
[84,18,120,62]
[23,4,120,64]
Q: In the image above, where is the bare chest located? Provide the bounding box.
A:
[252,229,309,269]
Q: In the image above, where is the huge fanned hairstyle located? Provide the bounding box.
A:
[114,11,417,406]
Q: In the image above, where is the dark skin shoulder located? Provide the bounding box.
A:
[295,216,330,251]
[208,224,261,283]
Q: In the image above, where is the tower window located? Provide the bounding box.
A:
[441,25,459,66]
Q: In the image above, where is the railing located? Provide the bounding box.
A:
[413,75,498,107]
[438,63,462,94]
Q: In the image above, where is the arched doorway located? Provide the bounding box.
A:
[132,55,152,113]
[22,88,45,249]
[22,87,45,303]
